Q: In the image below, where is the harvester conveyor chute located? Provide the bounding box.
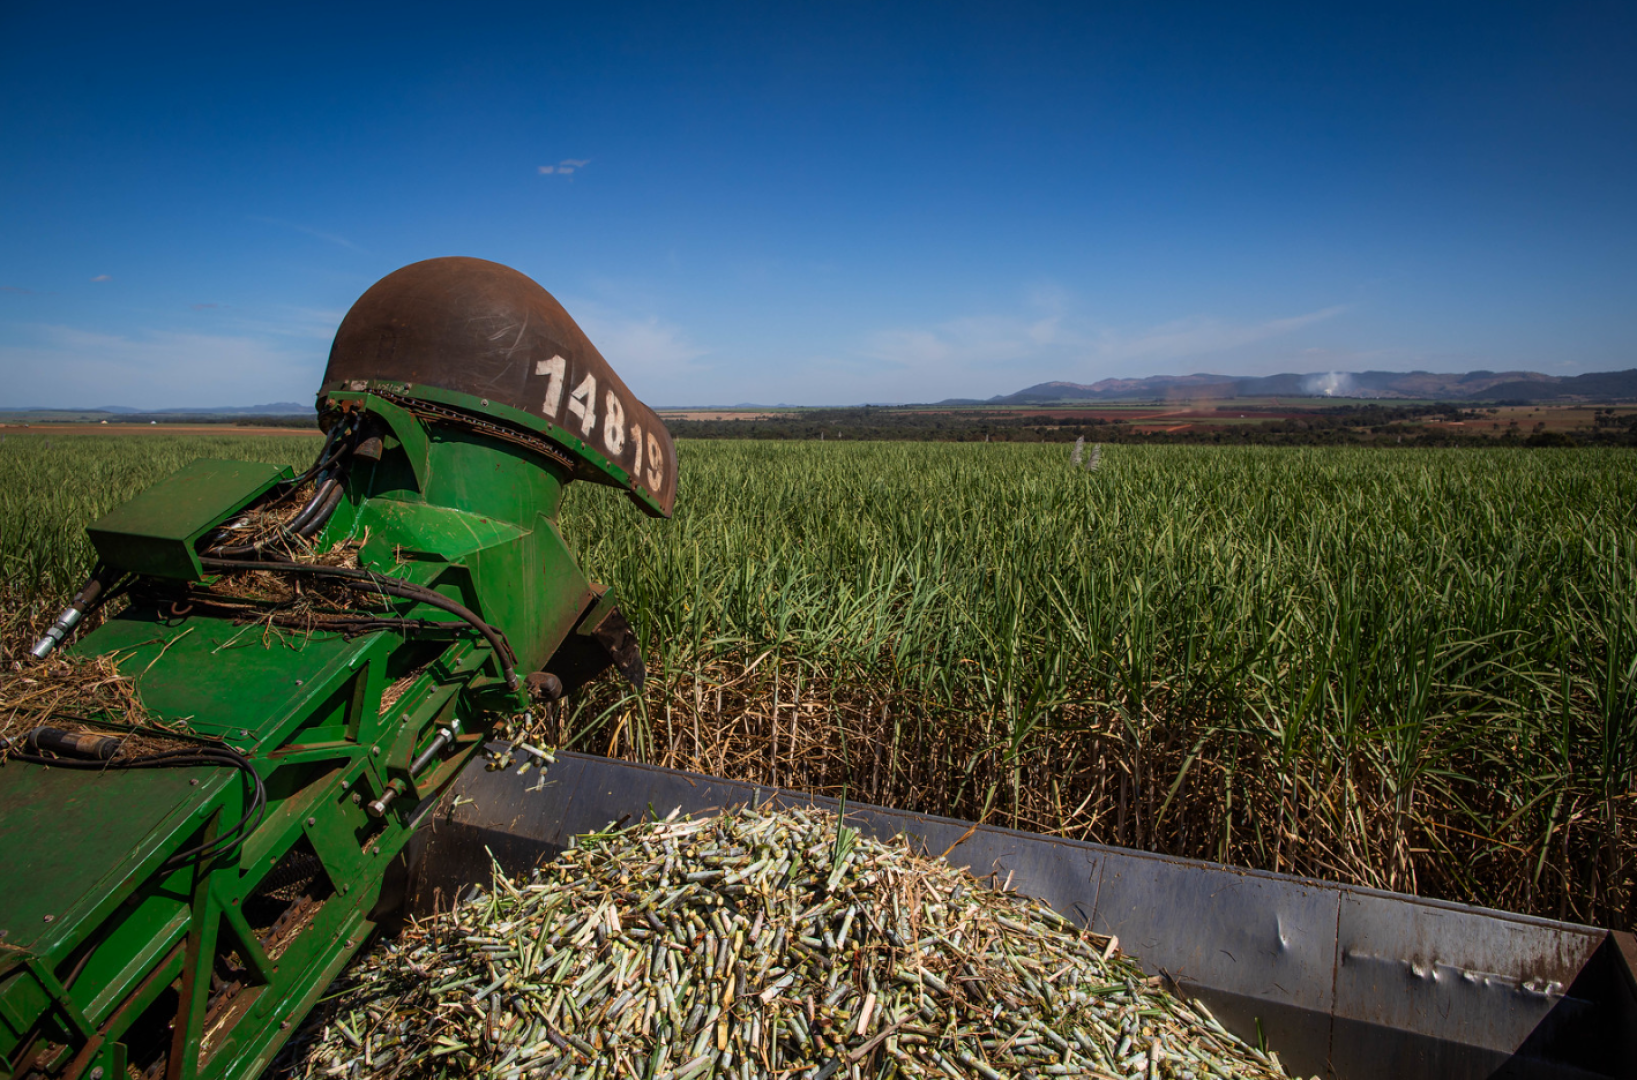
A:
[407,749,1637,1080]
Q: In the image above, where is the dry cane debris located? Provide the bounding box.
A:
[284,805,1300,1080]
[0,651,198,756]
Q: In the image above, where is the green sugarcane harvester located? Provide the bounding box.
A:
[0,258,677,1080]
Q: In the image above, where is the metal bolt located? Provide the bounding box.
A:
[280,1020,291,1030]
[90,1068,104,1080]
[189,778,199,786]
[344,939,354,948]
[240,729,251,738]
[295,679,303,686]
[306,817,316,826]
[42,914,53,923]
[371,746,380,756]
[351,792,362,805]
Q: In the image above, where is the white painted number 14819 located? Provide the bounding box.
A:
[536,356,663,491]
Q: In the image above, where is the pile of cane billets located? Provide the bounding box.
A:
[287,806,1300,1080]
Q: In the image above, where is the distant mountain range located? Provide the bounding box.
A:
[950,368,1637,405]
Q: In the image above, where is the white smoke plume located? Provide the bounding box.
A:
[1301,371,1356,397]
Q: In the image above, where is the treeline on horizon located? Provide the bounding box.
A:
[16,403,1636,446]
[2,414,325,428]
[666,403,1637,447]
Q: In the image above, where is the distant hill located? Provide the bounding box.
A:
[976,369,1637,404]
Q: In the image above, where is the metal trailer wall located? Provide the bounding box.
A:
[405,751,1637,1080]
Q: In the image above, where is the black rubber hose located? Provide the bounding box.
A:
[291,481,346,538]
[204,416,360,556]
[204,473,335,556]
[282,475,340,535]
[293,415,358,483]
[199,557,519,690]
[274,418,358,531]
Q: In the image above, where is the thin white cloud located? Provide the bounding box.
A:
[573,307,705,370]
[866,302,1347,370]
[539,159,590,176]
[90,275,111,282]
[850,294,1354,401]
[250,216,362,251]
[561,301,709,404]
[1095,305,1349,364]
[0,324,322,409]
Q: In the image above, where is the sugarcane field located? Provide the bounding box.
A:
[1,422,1633,1080]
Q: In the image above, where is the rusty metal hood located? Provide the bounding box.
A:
[321,257,677,517]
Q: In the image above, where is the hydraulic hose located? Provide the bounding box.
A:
[199,557,519,690]
[204,419,358,556]
[281,475,340,535]
[291,419,345,485]
[291,480,346,538]
[31,566,122,660]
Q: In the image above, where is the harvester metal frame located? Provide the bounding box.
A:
[0,258,676,1080]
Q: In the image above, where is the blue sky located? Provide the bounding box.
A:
[2,2,1633,408]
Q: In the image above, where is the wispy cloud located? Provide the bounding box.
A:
[538,158,590,176]
[0,325,323,409]
[571,303,704,371]
[847,292,1355,400]
[250,216,362,251]
[0,286,32,294]
[217,305,347,342]
[191,302,219,310]
[1092,305,1350,364]
[90,274,111,282]
[866,300,1348,371]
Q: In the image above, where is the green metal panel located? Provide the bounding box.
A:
[0,766,233,956]
[86,460,292,580]
[84,614,376,747]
